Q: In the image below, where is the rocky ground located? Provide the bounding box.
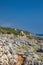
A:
[0,28,43,65]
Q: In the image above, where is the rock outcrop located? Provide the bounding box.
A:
[0,34,43,65]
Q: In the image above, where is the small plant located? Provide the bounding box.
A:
[21,46,29,51]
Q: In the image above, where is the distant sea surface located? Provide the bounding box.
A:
[36,34,43,36]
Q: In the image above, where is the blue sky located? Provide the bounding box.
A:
[0,0,43,34]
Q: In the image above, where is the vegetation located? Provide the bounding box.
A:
[18,46,29,51]
[0,27,31,37]
[0,27,21,36]
[0,27,43,40]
